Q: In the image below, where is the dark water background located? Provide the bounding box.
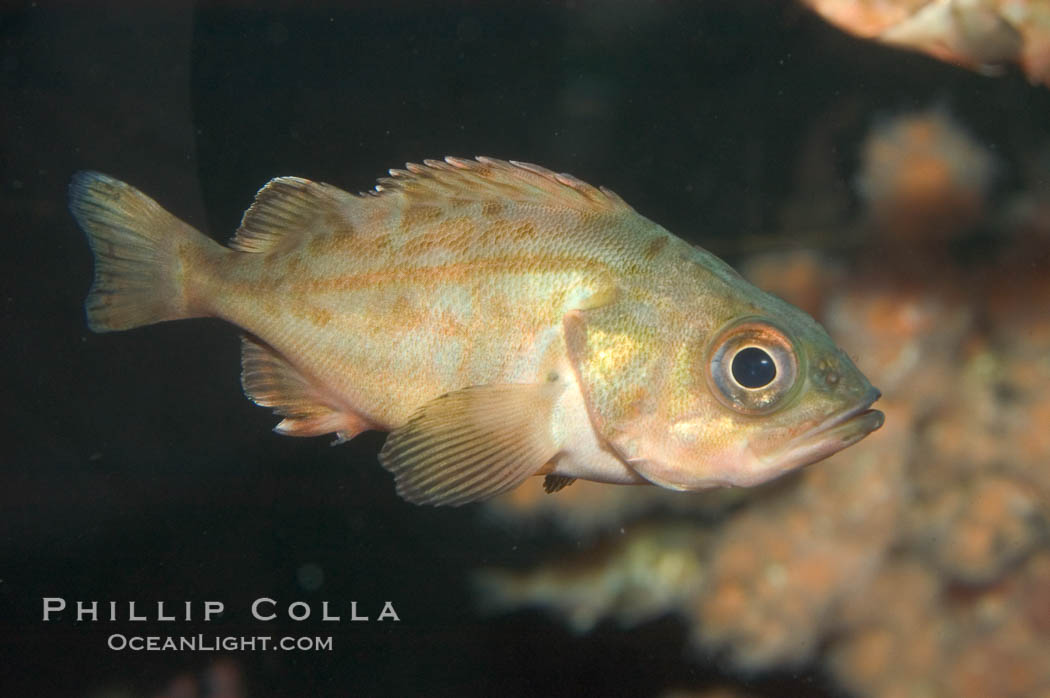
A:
[2,2,1048,696]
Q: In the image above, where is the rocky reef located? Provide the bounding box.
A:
[801,0,1050,89]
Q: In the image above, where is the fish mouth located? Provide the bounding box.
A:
[760,387,885,474]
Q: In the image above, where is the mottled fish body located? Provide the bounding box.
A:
[70,157,882,506]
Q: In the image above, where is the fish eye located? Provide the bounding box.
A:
[731,347,776,388]
[707,319,799,415]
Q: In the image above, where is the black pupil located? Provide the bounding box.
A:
[732,347,776,388]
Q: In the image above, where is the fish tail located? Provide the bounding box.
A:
[70,172,220,332]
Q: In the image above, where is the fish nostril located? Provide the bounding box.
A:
[824,371,840,387]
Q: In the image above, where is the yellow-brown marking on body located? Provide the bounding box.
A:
[297,255,608,295]
[644,235,669,261]
[308,223,392,256]
[224,271,282,303]
[285,254,304,274]
[622,385,650,418]
[177,240,207,267]
[371,232,393,252]
[439,217,482,254]
[303,305,332,328]
[436,309,465,338]
[511,221,538,242]
[390,294,414,318]
[402,216,477,257]
[324,211,350,234]
[352,229,393,256]
[400,203,443,231]
[307,233,333,255]
[481,201,505,218]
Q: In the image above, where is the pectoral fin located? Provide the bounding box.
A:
[379,382,564,506]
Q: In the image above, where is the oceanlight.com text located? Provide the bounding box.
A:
[107,633,334,652]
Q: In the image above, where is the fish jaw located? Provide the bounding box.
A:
[616,386,883,491]
[745,387,884,485]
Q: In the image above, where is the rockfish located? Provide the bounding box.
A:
[70,157,883,506]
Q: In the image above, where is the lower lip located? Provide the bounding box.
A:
[824,408,885,443]
[780,404,885,466]
[754,397,886,476]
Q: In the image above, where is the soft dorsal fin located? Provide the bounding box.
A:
[374,156,634,216]
[240,334,371,441]
[230,177,357,253]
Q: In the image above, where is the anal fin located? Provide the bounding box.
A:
[379,382,564,506]
[240,335,370,440]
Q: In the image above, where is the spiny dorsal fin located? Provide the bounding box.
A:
[375,156,633,216]
[232,159,631,254]
[240,334,370,441]
[378,382,564,507]
[230,177,357,253]
[543,474,577,494]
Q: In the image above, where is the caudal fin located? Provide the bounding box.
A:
[70,172,211,332]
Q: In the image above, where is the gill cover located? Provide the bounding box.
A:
[563,301,670,479]
[563,302,824,491]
